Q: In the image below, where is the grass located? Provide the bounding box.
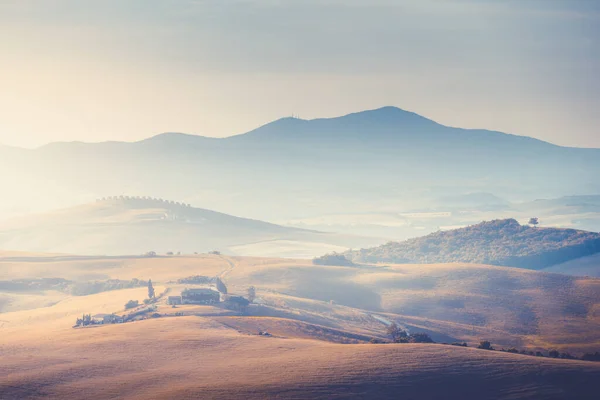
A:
[2,253,600,399]
[2,254,600,352]
[2,317,600,400]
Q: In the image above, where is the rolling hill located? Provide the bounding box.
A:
[2,253,600,354]
[2,253,600,399]
[348,219,600,270]
[1,107,600,223]
[0,198,379,257]
[2,317,600,400]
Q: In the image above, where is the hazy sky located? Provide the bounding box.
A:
[1,0,599,148]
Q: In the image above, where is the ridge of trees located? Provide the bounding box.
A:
[96,196,192,208]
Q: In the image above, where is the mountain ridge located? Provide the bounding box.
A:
[3,106,595,150]
[2,106,600,223]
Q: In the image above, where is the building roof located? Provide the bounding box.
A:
[183,288,219,294]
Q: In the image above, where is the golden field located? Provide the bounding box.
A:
[2,253,600,399]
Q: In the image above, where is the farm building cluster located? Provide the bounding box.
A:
[167,288,250,311]
[168,288,221,305]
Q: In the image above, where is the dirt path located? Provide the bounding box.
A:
[217,256,237,280]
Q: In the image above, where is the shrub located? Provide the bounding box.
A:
[582,352,600,362]
[386,323,408,342]
[549,349,560,358]
[409,333,434,343]
[177,275,213,284]
[125,300,139,310]
[478,340,494,350]
[313,253,354,266]
[560,352,576,360]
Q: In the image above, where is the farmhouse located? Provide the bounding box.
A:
[181,288,221,304]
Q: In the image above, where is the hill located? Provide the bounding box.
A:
[348,219,600,270]
[1,107,600,224]
[2,317,600,400]
[2,253,600,353]
[0,198,379,257]
[2,253,600,398]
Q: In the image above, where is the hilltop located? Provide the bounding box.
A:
[0,197,379,257]
[348,219,600,270]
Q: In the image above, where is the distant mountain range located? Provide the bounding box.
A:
[0,198,379,258]
[1,107,600,222]
[347,219,600,271]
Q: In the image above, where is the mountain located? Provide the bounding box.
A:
[0,197,379,257]
[2,107,600,222]
[348,219,600,270]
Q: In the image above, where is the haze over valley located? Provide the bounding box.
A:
[2,1,600,399]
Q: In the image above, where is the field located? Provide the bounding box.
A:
[3,317,600,400]
[2,253,600,399]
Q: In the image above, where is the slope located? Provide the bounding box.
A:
[2,316,600,400]
[0,198,378,257]
[349,218,600,270]
[2,253,600,353]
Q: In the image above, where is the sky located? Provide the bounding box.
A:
[0,0,599,148]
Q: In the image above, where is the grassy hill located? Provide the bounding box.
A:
[348,219,600,270]
[2,253,600,353]
[0,198,380,258]
[2,253,600,398]
[2,317,600,400]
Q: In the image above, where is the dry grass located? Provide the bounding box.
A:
[2,317,600,400]
[2,253,600,398]
[2,254,600,352]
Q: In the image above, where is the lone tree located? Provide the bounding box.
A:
[477,340,494,350]
[148,279,155,299]
[386,323,408,342]
[215,277,228,294]
[247,286,256,303]
[528,217,539,228]
[409,332,434,343]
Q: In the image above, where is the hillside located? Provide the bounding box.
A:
[2,317,600,400]
[349,219,600,270]
[2,253,600,399]
[0,198,379,257]
[1,107,600,224]
[2,253,600,353]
